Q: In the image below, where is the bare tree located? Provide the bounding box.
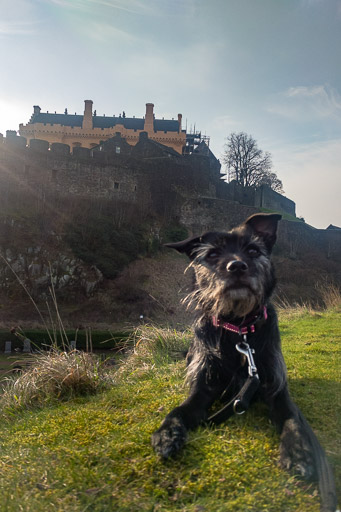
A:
[223,132,283,193]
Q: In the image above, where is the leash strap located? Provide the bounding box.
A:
[208,374,260,424]
[207,338,260,425]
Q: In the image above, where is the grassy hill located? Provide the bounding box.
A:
[0,307,340,511]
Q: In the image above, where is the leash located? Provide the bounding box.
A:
[207,308,267,425]
[207,337,260,424]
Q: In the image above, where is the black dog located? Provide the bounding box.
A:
[152,213,337,512]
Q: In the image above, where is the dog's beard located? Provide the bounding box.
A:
[185,260,269,319]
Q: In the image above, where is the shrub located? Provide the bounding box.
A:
[64,217,148,279]
[161,223,188,243]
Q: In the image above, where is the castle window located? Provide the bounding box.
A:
[114,182,119,190]
[116,146,121,154]
[134,185,137,191]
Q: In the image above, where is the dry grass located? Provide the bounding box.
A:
[315,280,341,310]
[116,324,191,377]
[0,349,114,411]
[275,280,341,318]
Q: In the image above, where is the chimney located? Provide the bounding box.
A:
[178,113,182,132]
[144,103,154,132]
[33,106,41,115]
[83,100,93,130]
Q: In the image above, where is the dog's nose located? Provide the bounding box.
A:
[226,260,248,273]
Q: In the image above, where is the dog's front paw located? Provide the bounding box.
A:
[279,418,316,480]
[151,417,187,458]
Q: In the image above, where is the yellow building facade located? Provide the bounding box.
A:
[19,101,186,154]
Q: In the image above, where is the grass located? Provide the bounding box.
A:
[0,350,114,411]
[0,308,340,511]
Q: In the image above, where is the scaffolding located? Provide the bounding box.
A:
[183,130,210,155]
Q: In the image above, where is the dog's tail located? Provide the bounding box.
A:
[297,409,338,512]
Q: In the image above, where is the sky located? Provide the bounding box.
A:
[1,0,340,229]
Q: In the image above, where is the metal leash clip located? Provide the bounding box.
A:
[235,337,259,378]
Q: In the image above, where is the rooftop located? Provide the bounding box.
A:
[28,111,181,133]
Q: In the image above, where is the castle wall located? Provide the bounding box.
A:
[0,134,340,288]
[180,197,340,262]
[0,133,295,220]
[180,197,257,235]
[255,185,296,216]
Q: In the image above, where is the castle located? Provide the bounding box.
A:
[13,100,296,226]
[19,101,186,155]
[0,127,340,297]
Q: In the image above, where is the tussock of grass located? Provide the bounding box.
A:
[117,324,191,378]
[1,350,113,411]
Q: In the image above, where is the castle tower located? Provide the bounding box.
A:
[144,103,154,133]
[82,100,93,130]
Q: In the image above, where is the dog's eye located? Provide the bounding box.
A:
[206,250,220,260]
[246,245,260,257]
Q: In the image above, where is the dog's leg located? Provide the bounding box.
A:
[269,387,316,478]
[152,379,221,458]
[268,387,337,512]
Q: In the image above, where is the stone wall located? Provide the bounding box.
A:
[0,133,297,220]
[255,185,295,216]
[180,196,341,263]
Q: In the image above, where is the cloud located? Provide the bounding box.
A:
[0,21,37,35]
[267,84,341,122]
[0,0,39,37]
[45,0,155,16]
[84,22,138,44]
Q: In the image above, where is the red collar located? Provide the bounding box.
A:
[212,306,268,335]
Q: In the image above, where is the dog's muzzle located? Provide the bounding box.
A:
[226,260,248,274]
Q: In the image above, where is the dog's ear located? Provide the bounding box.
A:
[164,236,202,260]
[245,213,282,251]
